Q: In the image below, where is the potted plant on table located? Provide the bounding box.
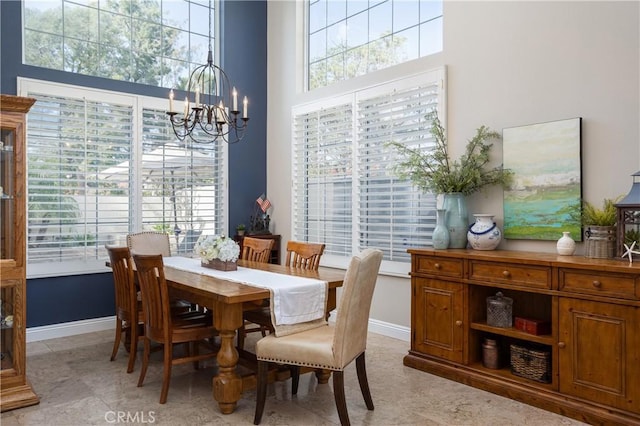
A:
[580,197,621,258]
[236,223,246,237]
[388,111,512,249]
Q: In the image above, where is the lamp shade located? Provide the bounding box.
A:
[615,171,640,258]
[617,170,640,206]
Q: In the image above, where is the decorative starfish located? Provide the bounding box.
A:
[621,241,640,263]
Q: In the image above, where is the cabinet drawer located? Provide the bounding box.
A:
[413,256,463,278]
[559,269,640,300]
[468,260,551,289]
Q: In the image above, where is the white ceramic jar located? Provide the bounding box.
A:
[556,231,576,255]
[467,214,502,250]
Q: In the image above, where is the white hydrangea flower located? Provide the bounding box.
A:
[194,234,240,262]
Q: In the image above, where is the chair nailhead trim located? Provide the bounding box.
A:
[257,357,338,371]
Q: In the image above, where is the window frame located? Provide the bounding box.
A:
[18,77,229,279]
[291,67,446,276]
[305,0,443,91]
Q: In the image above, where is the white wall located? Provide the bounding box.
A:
[267,1,640,334]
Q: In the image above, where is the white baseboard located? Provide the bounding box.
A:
[26,316,116,343]
[368,318,410,342]
[26,315,410,343]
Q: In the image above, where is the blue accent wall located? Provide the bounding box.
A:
[1,0,268,327]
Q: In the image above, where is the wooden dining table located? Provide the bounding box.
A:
[161,258,345,414]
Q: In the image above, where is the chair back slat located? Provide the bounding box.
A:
[241,237,274,263]
[127,232,171,257]
[106,246,136,322]
[132,253,172,343]
[285,241,325,270]
[332,249,383,367]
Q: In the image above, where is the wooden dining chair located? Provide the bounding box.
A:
[237,241,326,350]
[132,253,219,404]
[284,241,325,270]
[241,236,275,263]
[106,245,143,374]
[253,248,383,425]
[127,231,193,312]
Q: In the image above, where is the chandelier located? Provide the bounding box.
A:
[166,1,249,144]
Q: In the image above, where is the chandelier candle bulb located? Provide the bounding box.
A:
[243,96,248,119]
[195,88,200,106]
[183,97,189,117]
[169,90,174,113]
[218,101,225,123]
[232,88,238,112]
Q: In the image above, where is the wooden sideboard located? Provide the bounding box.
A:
[405,248,640,425]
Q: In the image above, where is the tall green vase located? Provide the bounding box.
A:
[444,192,469,248]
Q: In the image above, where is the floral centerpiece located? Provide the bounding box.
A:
[194,235,240,271]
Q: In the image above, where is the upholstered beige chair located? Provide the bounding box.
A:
[253,248,383,426]
[238,241,326,350]
[127,231,172,256]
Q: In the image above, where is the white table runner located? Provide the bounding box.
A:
[163,257,328,335]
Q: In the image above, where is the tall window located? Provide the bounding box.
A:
[292,68,445,273]
[22,0,216,89]
[20,78,226,278]
[307,0,443,90]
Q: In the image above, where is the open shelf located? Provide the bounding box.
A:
[470,321,553,345]
[468,361,555,390]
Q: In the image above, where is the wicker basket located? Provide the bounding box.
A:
[584,226,616,259]
[510,344,551,383]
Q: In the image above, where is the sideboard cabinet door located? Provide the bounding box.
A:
[412,277,464,363]
[558,298,640,414]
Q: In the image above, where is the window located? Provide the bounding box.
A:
[292,68,445,274]
[22,0,216,89]
[19,78,226,278]
[307,0,443,90]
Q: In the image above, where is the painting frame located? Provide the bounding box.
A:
[503,117,582,241]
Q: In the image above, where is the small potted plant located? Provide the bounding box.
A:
[236,223,246,236]
[581,197,621,258]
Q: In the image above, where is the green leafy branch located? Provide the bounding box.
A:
[388,112,512,196]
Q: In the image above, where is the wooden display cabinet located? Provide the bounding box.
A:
[405,248,640,425]
[0,94,39,411]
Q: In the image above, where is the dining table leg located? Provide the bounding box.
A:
[213,301,244,414]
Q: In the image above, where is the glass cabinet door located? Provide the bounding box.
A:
[1,128,16,261]
[0,282,16,372]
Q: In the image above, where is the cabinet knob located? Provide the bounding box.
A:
[502,270,510,277]
[558,342,566,348]
[434,263,441,269]
[592,280,602,288]
[455,320,462,327]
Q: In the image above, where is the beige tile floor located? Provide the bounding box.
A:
[1,330,587,426]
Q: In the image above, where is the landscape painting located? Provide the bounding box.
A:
[503,118,582,240]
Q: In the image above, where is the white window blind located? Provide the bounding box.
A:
[292,96,354,258]
[20,78,226,278]
[356,74,441,263]
[292,68,445,272]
